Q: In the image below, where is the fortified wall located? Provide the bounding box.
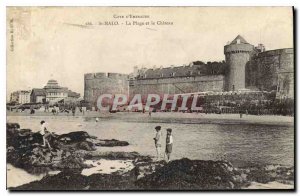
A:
[246,48,294,98]
[83,35,294,107]
[129,75,225,98]
[129,62,226,99]
[84,72,129,105]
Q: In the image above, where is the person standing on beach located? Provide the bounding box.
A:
[72,106,76,116]
[40,120,52,150]
[153,126,162,161]
[165,128,173,163]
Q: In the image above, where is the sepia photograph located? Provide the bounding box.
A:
[6,6,294,191]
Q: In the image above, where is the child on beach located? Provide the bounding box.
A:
[165,128,173,163]
[40,120,52,150]
[153,126,162,161]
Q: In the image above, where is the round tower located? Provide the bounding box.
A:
[224,35,254,91]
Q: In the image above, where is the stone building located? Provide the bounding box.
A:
[246,48,294,99]
[10,90,31,104]
[129,62,226,99]
[30,89,46,103]
[30,79,80,104]
[84,35,294,107]
[130,35,293,99]
[84,73,129,106]
[224,35,254,91]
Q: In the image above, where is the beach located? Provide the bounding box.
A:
[6,112,294,190]
[7,110,294,126]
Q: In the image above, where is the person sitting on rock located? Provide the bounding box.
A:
[165,128,173,163]
[40,120,52,150]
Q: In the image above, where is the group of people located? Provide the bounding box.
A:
[38,120,174,163]
[153,126,173,162]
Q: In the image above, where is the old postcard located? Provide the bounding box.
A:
[6,7,294,190]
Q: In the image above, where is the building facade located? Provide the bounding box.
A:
[129,63,226,99]
[224,35,254,91]
[84,35,294,107]
[10,90,31,104]
[245,48,294,99]
[84,73,129,105]
[30,79,80,104]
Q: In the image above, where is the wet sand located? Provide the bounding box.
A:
[7,111,294,126]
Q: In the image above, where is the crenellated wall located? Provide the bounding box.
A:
[84,72,129,105]
[83,36,294,106]
[245,48,294,98]
[129,75,225,99]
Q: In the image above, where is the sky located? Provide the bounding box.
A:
[6,7,293,99]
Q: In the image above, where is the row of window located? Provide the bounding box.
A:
[227,50,249,54]
[140,71,201,79]
[47,92,67,96]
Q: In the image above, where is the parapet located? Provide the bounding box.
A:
[224,43,254,54]
[84,73,95,80]
[95,72,107,78]
[256,48,294,58]
[84,72,128,80]
[107,72,128,79]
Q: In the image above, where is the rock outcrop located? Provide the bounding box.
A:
[135,158,240,190]
[7,123,294,190]
[11,158,283,190]
[6,123,131,170]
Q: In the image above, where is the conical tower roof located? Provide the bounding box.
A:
[230,35,248,44]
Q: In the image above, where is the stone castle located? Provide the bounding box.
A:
[84,35,294,105]
[84,73,129,104]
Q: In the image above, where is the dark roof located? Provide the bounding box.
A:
[230,35,248,45]
[31,88,46,96]
[138,61,227,79]
[68,90,80,98]
[142,64,202,79]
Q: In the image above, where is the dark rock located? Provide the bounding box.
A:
[54,154,89,169]
[136,158,239,190]
[77,141,96,151]
[83,151,152,162]
[95,139,129,147]
[11,169,138,190]
[239,164,294,185]
[6,122,133,172]
[7,123,20,130]
[57,131,91,143]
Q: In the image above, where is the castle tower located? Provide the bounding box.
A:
[224,35,254,91]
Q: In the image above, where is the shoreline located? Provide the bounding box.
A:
[6,122,294,190]
[7,111,294,126]
[7,158,294,190]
